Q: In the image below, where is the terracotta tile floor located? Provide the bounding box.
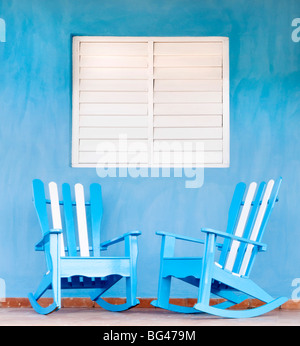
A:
[0,308,299,326]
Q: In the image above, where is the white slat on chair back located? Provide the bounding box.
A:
[238,179,274,276]
[75,183,90,257]
[224,182,257,272]
[49,182,65,257]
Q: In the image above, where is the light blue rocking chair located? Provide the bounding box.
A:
[28,179,141,315]
[151,178,288,318]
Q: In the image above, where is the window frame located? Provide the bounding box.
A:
[72,36,230,168]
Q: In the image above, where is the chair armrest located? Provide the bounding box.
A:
[155,231,223,250]
[100,231,141,250]
[35,229,62,251]
[201,228,267,252]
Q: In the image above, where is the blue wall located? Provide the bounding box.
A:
[0,0,299,299]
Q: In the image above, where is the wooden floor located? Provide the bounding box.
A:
[0,307,299,326]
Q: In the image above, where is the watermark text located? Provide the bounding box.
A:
[292,18,300,42]
[95,136,205,188]
[0,18,5,43]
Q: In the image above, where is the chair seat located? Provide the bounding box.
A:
[61,275,122,289]
[60,257,131,278]
[162,257,203,279]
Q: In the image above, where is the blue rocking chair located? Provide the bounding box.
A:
[151,178,288,318]
[28,179,141,315]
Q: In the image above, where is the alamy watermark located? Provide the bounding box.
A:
[291,278,300,301]
[0,278,5,302]
[0,18,5,43]
[292,18,300,43]
[95,135,205,188]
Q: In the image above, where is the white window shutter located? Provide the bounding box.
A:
[72,37,229,168]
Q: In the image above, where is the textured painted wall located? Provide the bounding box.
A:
[0,0,299,299]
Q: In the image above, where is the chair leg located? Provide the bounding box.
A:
[28,271,61,315]
[197,233,215,306]
[125,276,140,307]
[156,276,171,308]
[92,236,140,312]
[151,235,175,310]
[195,297,288,318]
[95,296,139,312]
[92,276,139,312]
[125,235,139,307]
[151,275,202,313]
[30,272,52,301]
[28,293,59,315]
[29,233,61,315]
[211,287,249,309]
[238,279,274,304]
[49,231,61,310]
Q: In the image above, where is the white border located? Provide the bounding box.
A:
[71,36,230,168]
[72,37,81,166]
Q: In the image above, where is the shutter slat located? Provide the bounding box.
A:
[154,55,222,67]
[79,151,149,164]
[80,80,148,92]
[154,92,222,103]
[154,115,222,127]
[80,127,148,139]
[80,139,149,152]
[80,115,148,127]
[154,80,222,91]
[154,103,223,115]
[154,127,222,140]
[80,67,148,80]
[153,140,223,151]
[80,91,148,103]
[154,67,222,80]
[80,56,148,68]
[80,103,148,115]
[153,151,222,164]
[154,42,223,55]
[80,42,148,56]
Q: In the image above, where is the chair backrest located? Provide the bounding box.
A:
[32,179,103,257]
[218,178,282,277]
